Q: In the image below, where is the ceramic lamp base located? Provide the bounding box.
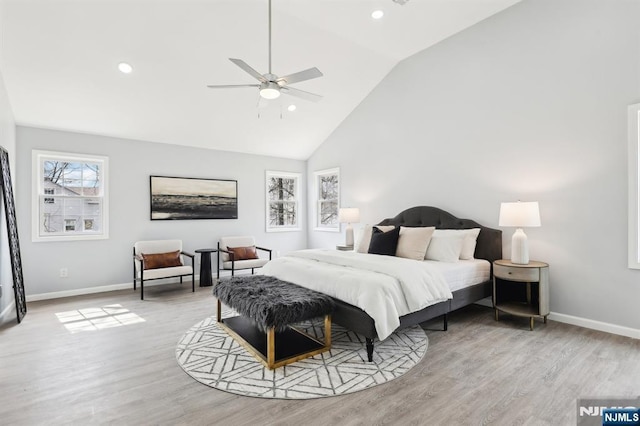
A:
[510,228,529,264]
[345,224,354,247]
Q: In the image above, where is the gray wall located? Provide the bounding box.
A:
[16,126,306,297]
[0,69,16,323]
[307,0,640,331]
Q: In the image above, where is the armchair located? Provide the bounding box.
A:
[217,236,272,279]
[133,239,195,300]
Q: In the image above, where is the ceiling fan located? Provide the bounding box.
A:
[207,0,323,103]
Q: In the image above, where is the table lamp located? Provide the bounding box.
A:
[338,207,360,248]
[499,201,541,264]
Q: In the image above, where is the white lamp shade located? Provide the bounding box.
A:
[338,207,360,224]
[499,202,541,227]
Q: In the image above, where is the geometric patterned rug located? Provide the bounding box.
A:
[176,310,428,399]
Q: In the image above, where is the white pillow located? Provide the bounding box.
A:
[430,228,481,260]
[425,233,464,262]
[356,225,395,253]
[396,226,435,261]
[460,228,481,259]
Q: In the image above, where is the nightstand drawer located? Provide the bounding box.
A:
[494,264,540,281]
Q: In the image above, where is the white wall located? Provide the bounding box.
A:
[0,69,16,323]
[16,126,306,297]
[0,0,17,323]
[307,0,640,332]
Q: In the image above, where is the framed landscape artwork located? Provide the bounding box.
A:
[150,176,238,220]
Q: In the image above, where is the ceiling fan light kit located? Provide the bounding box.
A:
[260,82,281,99]
[207,0,323,104]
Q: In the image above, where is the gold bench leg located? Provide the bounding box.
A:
[324,315,332,347]
[216,299,222,322]
[267,327,276,369]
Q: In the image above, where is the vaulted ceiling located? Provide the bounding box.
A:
[1,0,520,159]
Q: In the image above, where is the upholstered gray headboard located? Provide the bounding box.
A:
[377,206,502,264]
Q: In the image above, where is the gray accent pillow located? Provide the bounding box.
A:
[368,226,400,256]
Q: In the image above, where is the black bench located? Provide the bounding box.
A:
[213,275,335,369]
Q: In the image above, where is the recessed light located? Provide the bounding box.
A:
[287,104,297,112]
[371,10,384,19]
[118,62,133,74]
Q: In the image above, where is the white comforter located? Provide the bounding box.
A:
[260,249,453,340]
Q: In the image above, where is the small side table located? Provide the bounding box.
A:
[195,249,217,287]
[493,259,549,330]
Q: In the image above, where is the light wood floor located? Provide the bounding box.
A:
[1,283,638,426]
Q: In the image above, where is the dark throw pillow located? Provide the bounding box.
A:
[228,245,259,261]
[141,250,182,270]
[368,226,400,256]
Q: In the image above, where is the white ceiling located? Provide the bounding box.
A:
[0,0,520,160]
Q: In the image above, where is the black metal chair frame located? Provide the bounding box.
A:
[216,242,272,280]
[132,247,195,300]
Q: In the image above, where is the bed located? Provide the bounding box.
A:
[263,206,502,361]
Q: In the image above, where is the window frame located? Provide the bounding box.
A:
[628,103,640,269]
[265,170,301,233]
[313,167,340,232]
[32,150,109,242]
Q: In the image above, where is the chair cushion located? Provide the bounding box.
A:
[141,250,182,270]
[220,236,256,261]
[228,246,259,261]
[222,258,269,270]
[137,265,193,280]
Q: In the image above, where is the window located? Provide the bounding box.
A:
[64,219,77,232]
[44,188,55,204]
[628,103,640,268]
[266,171,301,232]
[314,168,340,232]
[33,150,109,242]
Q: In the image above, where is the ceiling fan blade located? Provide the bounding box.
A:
[277,67,323,85]
[280,86,323,102]
[206,84,261,89]
[229,58,267,83]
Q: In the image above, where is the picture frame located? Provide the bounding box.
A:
[150,175,238,220]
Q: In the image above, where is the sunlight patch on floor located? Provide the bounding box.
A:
[55,304,145,333]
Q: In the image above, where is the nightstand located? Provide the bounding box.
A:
[493,259,549,330]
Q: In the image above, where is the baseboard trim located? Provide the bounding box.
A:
[27,283,133,302]
[26,276,202,302]
[548,312,640,340]
[0,300,16,324]
[473,299,639,340]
